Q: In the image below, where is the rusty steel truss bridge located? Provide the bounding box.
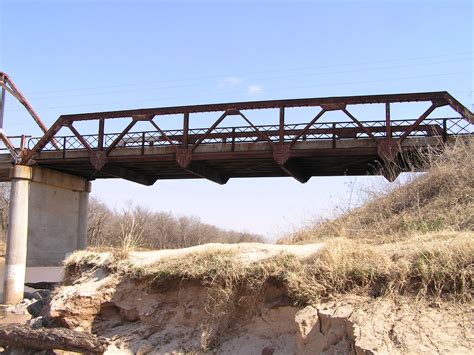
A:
[3,73,473,307]
[0,72,473,185]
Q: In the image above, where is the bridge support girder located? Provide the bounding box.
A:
[273,144,311,183]
[90,151,157,185]
[279,159,311,184]
[176,148,229,185]
[100,164,158,186]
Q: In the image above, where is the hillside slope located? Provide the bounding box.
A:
[286,139,473,244]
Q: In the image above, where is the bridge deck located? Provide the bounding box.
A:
[30,136,450,182]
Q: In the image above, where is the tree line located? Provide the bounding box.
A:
[0,182,264,251]
[87,197,264,249]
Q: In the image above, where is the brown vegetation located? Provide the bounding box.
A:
[66,229,473,311]
[283,139,473,244]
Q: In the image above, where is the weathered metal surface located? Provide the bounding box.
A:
[49,91,472,121]
[2,91,471,185]
[0,72,57,161]
[0,72,51,135]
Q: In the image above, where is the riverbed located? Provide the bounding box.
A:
[0,263,62,324]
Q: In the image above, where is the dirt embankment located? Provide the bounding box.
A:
[43,244,473,354]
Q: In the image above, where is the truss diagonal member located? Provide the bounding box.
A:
[398,103,439,142]
[106,120,138,154]
[149,119,177,149]
[0,85,5,128]
[191,111,229,151]
[442,92,474,123]
[21,119,65,164]
[0,131,20,162]
[238,111,274,146]
[0,72,60,150]
[342,108,378,142]
[67,123,92,152]
[289,109,326,147]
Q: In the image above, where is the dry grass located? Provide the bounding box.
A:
[64,231,472,349]
[284,139,474,244]
[64,230,473,303]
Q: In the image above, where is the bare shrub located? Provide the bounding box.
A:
[117,210,145,251]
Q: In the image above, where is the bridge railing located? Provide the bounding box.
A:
[27,117,472,152]
[0,135,30,155]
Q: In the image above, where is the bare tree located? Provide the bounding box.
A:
[86,196,265,250]
[0,182,9,255]
[87,197,111,248]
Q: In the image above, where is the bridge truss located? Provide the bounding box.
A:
[9,91,474,185]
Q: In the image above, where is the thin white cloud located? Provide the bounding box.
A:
[247,84,264,95]
[219,76,243,87]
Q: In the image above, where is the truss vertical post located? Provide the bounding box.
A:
[443,118,447,142]
[0,87,5,129]
[62,137,67,159]
[20,135,27,151]
[98,118,105,150]
[141,132,146,155]
[231,127,236,152]
[279,107,285,143]
[385,103,391,139]
[183,112,189,148]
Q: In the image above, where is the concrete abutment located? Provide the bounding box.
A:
[2,165,90,304]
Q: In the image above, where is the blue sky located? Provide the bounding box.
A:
[0,0,472,239]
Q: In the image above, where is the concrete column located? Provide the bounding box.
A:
[3,166,32,305]
[77,190,89,250]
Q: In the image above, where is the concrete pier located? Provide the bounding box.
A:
[3,166,31,305]
[2,165,90,304]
